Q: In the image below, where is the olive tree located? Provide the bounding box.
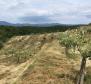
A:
[59,29,91,84]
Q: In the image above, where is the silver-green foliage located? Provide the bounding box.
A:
[7,48,32,63]
[59,29,91,84]
[60,31,77,48]
[60,29,91,58]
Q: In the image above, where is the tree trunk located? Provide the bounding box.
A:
[76,57,87,84]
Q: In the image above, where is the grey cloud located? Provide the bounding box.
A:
[9,2,25,10]
[85,15,91,18]
[0,0,91,24]
[19,15,54,24]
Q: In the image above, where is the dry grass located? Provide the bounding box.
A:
[0,27,91,84]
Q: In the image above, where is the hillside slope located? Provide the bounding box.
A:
[0,26,91,84]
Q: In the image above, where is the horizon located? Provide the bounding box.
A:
[0,21,89,25]
[0,0,91,24]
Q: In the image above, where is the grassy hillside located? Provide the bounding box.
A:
[0,25,91,84]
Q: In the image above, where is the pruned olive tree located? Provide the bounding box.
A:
[59,29,91,84]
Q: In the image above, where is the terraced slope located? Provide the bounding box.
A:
[0,26,91,84]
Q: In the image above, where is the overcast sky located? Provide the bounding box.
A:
[0,0,91,24]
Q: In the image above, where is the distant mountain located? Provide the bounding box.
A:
[0,21,29,26]
[0,21,13,26]
[0,21,62,27]
[30,23,62,27]
[0,21,83,27]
